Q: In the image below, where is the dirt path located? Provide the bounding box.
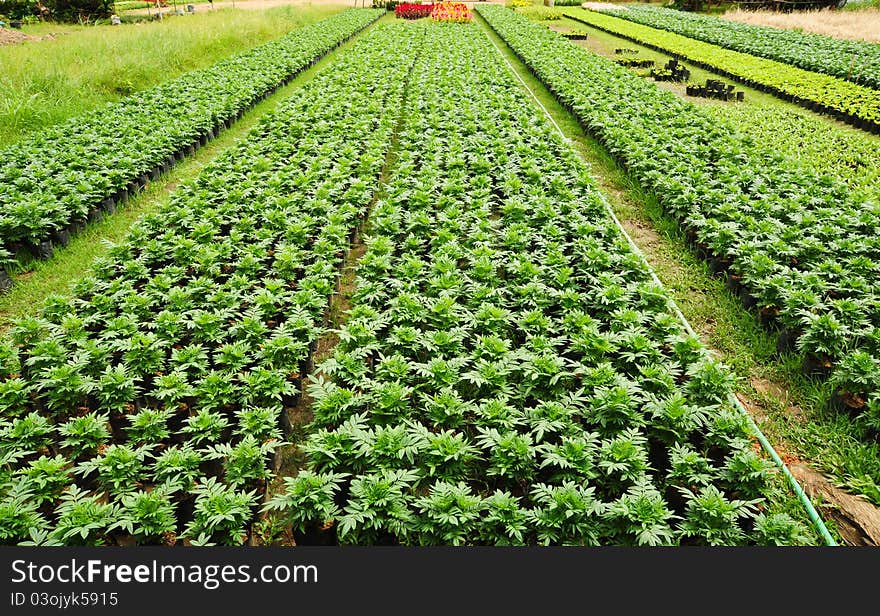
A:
[581,2,622,9]
[0,26,59,46]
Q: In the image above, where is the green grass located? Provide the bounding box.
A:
[0,12,391,331]
[477,14,874,537]
[843,0,880,11]
[0,4,346,145]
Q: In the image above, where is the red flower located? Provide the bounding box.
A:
[395,3,434,19]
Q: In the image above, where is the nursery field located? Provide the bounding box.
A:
[1,3,879,546]
[0,5,347,145]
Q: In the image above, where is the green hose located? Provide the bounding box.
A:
[610,202,838,547]
[480,21,838,546]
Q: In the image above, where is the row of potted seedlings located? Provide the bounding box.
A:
[686,80,745,102]
[596,4,880,91]
[700,106,879,204]
[563,8,880,135]
[264,22,815,546]
[477,5,880,441]
[0,8,384,282]
[650,59,691,83]
[0,24,422,546]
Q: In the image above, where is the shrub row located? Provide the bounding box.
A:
[564,8,880,135]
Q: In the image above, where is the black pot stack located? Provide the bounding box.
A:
[650,58,691,82]
[686,79,744,102]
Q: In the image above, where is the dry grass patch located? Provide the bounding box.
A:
[722,7,880,43]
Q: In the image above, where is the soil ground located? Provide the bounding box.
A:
[0,26,57,45]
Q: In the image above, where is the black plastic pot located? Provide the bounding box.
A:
[11,242,29,263]
[707,256,729,275]
[67,219,86,236]
[0,270,11,293]
[828,389,867,416]
[803,353,835,378]
[758,305,778,327]
[776,327,800,353]
[37,240,53,260]
[101,197,116,214]
[52,228,71,248]
[87,208,103,225]
[739,287,758,310]
[726,273,743,295]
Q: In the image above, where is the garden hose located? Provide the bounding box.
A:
[481,23,838,547]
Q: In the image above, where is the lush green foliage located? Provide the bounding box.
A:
[595,5,880,91]
[0,6,345,145]
[564,8,880,132]
[702,106,880,203]
[0,23,417,546]
[0,0,37,19]
[0,9,382,269]
[0,0,115,22]
[515,5,562,21]
[477,5,880,431]
[43,0,113,22]
[267,22,812,546]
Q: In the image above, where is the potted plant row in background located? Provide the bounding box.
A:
[564,8,880,135]
[594,4,880,91]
